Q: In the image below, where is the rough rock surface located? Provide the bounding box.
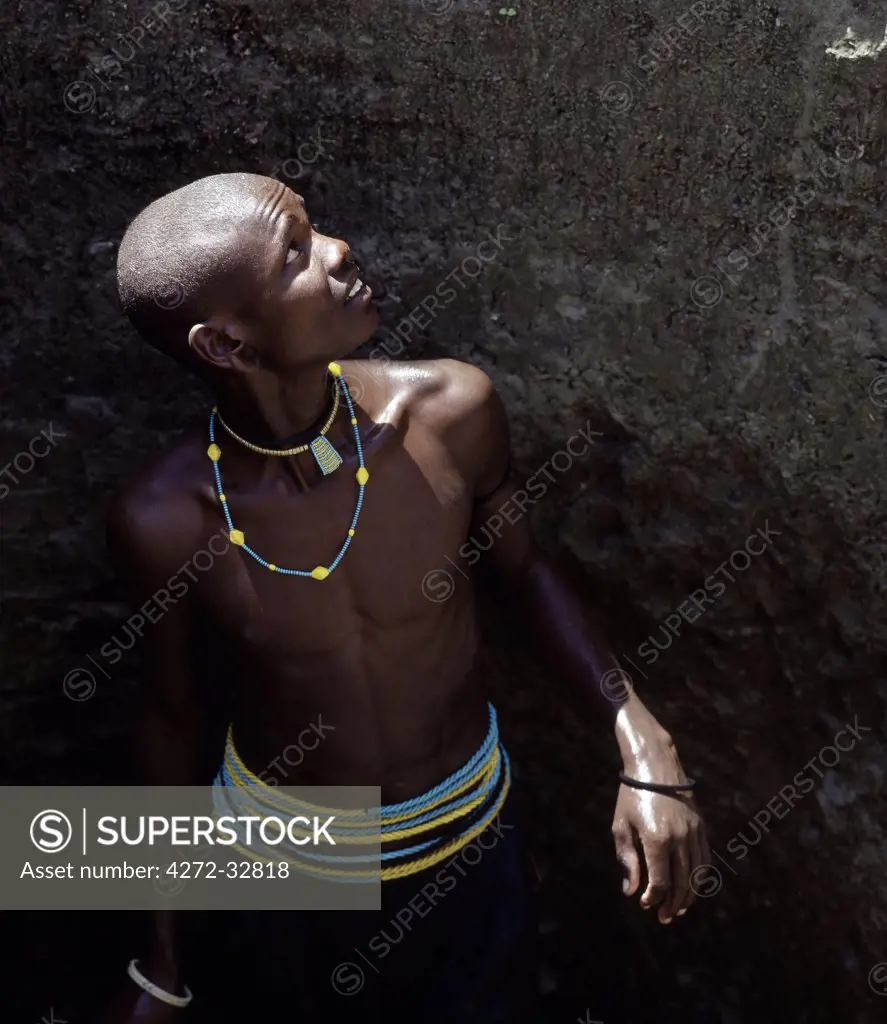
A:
[1,1,885,1021]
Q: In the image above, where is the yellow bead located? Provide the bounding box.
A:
[328,362,342,377]
[311,566,330,580]
[218,493,226,502]
[356,467,369,486]
[207,443,221,462]
[351,417,358,425]
[348,528,355,537]
[268,564,277,572]
[230,529,245,546]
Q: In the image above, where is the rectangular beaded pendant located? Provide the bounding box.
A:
[310,435,344,475]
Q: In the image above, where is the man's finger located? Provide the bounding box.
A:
[677,828,704,916]
[698,818,712,872]
[640,838,671,909]
[660,840,690,924]
[612,822,641,896]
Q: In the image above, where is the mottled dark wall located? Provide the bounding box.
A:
[1,0,886,1021]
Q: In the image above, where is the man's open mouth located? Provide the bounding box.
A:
[343,265,371,305]
[345,276,365,302]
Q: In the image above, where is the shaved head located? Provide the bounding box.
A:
[117,173,269,367]
[116,172,379,382]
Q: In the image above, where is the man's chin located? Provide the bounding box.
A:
[353,303,381,341]
[327,302,380,361]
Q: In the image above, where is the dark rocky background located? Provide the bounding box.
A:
[1,0,886,1020]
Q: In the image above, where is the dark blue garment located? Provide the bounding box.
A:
[185,793,538,1022]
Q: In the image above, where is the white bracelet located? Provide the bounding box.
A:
[127,959,193,1008]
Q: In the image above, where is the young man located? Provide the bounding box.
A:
[105,173,708,1023]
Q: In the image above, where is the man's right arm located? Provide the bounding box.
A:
[103,485,207,1021]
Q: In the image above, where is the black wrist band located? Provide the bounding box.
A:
[618,772,696,794]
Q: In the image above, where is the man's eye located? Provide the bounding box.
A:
[285,242,304,266]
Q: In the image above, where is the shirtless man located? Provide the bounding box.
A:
[104,173,708,1023]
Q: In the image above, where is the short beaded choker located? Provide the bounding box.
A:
[206,362,368,581]
[216,377,342,469]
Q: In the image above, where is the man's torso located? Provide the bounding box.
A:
[119,359,498,801]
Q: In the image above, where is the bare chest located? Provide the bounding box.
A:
[191,425,474,652]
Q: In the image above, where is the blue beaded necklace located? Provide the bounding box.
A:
[207,362,368,580]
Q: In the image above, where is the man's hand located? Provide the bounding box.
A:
[611,704,710,924]
[612,782,710,924]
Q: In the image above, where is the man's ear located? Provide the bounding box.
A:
[188,322,259,372]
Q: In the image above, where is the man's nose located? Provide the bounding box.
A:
[324,235,350,272]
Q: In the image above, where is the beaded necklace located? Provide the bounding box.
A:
[206,362,368,581]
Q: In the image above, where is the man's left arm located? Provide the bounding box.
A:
[452,364,710,924]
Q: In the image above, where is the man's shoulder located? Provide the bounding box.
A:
[107,426,209,573]
[416,357,494,408]
[344,357,495,425]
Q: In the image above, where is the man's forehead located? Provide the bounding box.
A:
[251,183,308,229]
[284,189,308,217]
[262,178,305,209]
[223,185,308,278]
[221,185,305,253]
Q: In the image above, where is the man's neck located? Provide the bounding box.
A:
[215,361,337,444]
